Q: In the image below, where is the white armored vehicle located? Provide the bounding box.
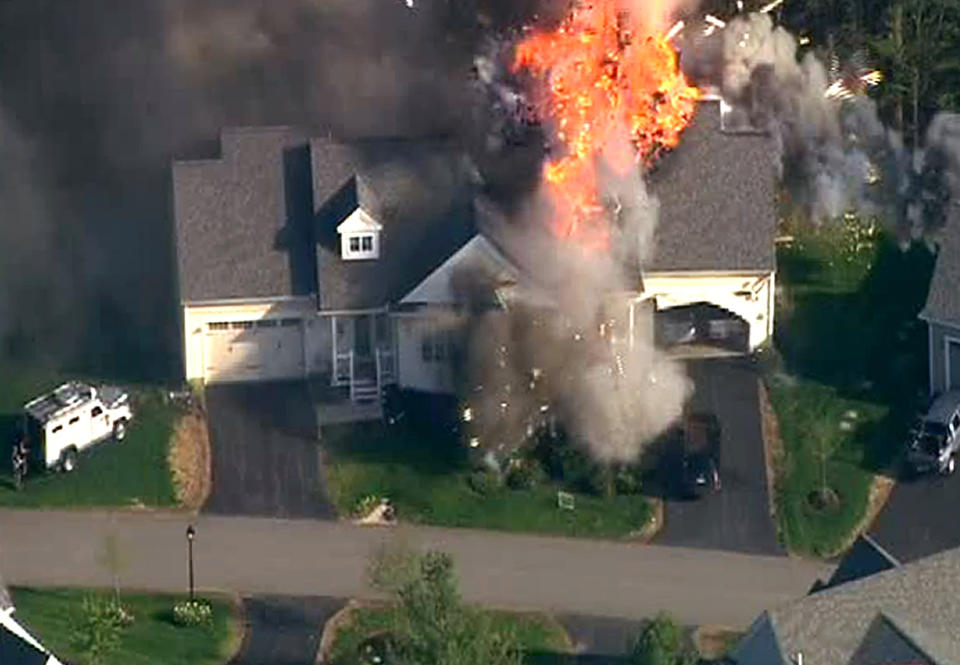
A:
[21,381,133,472]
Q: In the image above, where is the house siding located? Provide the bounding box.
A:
[396,313,460,394]
[929,320,960,395]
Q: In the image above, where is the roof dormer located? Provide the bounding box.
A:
[337,207,383,260]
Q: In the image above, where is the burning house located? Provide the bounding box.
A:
[171,0,777,443]
[171,101,775,400]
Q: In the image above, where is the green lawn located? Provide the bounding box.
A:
[0,361,177,508]
[768,216,934,556]
[10,588,240,665]
[327,604,572,665]
[324,422,651,539]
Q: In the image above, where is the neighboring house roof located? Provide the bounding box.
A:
[173,127,317,302]
[819,535,900,591]
[1,608,63,665]
[921,213,960,327]
[311,137,477,310]
[646,99,777,273]
[732,546,960,665]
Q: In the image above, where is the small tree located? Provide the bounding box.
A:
[631,613,698,665]
[97,532,127,607]
[71,596,124,665]
[368,543,522,665]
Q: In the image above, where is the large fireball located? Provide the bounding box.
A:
[512,0,699,247]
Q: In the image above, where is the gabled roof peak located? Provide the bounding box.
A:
[336,207,383,234]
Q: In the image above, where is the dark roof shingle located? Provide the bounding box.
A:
[311,138,477,310]
[647,100,777,273]
[173,127,316,302]
[922,212,960,326]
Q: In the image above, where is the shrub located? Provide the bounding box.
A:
[466,470,502,496]
[505,461,545,490]
[172,599,213,627]
[615,465,644,495]
[71,596,125,665]
[631,613,697,665]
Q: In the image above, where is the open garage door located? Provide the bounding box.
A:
[204,318,305,383]
[655,303,749,356]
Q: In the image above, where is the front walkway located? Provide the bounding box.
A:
[0,510,831,627]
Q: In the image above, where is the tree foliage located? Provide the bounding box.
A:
[368,544,522,665]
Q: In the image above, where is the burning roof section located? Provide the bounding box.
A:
[646,99,777,273]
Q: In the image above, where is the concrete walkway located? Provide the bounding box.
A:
[0,510,832,627]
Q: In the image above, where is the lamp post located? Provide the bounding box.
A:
[186,524,196,601]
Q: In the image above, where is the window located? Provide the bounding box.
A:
[92,406,103,417]
[256,319,278,328]
[52,425,63,433]
[231,321,254,330]
[69,416,79,425]
[421,332,452,363]
[341,232,379,260]
[208,322,230,331]
[280,318,300,327]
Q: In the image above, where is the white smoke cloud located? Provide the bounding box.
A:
[680,11,960,237]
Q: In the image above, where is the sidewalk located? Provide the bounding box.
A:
[0,509,832,626]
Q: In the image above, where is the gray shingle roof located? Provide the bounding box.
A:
[733,546,960,665]
[311,138,477,310]
[173,127,317,302]
[921,212,960,326]
[647,100,778,273]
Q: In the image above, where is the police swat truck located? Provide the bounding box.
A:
[20,381,133,473]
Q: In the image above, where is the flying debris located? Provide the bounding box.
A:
[665,20,685,42]
[759,0,784,13]
[736,0,744,12]
[824,50,883,100]
[403,0,414,7]
[703,14,726,37]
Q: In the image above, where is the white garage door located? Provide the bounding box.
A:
[204,318,304,383]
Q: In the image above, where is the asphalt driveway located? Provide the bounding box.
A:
[231,595,345,665]
[869,470,960,563]
[203,381,334,519]
[653,358,783,556]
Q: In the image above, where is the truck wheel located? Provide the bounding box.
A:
[61,447,79,473]
[113,419,127,442]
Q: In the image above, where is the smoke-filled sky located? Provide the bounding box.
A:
[0,0,553,377]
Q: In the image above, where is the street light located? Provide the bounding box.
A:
[186,524,196,601]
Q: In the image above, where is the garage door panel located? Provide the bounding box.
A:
[204,319,304,383]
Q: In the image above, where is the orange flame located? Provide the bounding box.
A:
[512,1,699,248]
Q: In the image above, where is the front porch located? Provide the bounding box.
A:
[312,312,398,425]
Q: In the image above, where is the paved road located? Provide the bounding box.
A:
[204,382,334,519]
[231,595,345,665]
[0,510,830,627]
[869,470,960,563]
[654,359,782,555]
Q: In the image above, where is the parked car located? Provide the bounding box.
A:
[18,381,134,475]
[681,413,722,497]
[906,391,960,476]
